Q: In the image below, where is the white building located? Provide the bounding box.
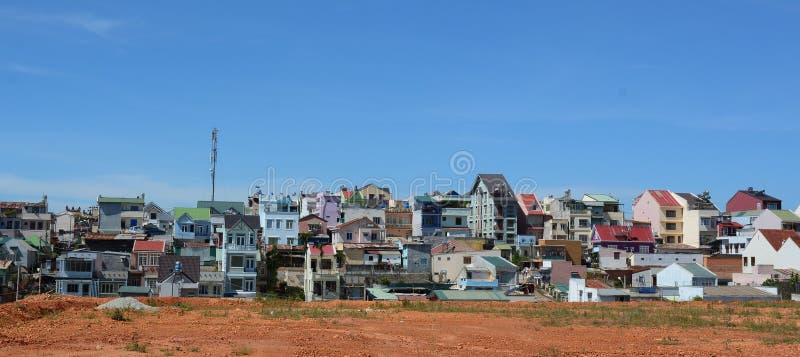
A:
[740,229,800,274]
[656,263,717,287]
[259,196,299,246]
[629,253,704,267]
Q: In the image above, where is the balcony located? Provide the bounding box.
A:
[225,244,257,251]
[458,278,499,288]
[311,272,339,280]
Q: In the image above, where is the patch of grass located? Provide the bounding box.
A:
[189,346,200,353]
[160,348,175,356]
[44,311,61,320]
[109,309,130,322]
[233,346,253,356]
[173,301,193,311]
[658,336,681,345]
[83,312,96,319]
[762,336,800,345]
[201,309,228,318]
[124,340,147,353]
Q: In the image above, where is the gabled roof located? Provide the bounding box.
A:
[586,279,610,289]
[757,229,800,251]
[675,193,719,211]
[132,240,166,252]
[431,240,476,254]
[299,214,326,223]
[341,190,354,199]
[197,201,245,215]
[98,196,144,204]
[470,174,514,198]
[223,214,261,230]
[24,235,49,250]
[431,290,509,302]
[583,194,619,203]
[735,188,781,202]
[768,210,800,223]
[675,263,717,279]
[173,207,211,221]
[517,194,543,215]
[157,255,200,283]
[308,244,336,256]
[646,190,680,207]
[593,225,655,243]
[145,202,167,214]
[359,183,391,194]
[333,217,379,230]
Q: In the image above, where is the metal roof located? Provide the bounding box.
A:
[480,256,517,269]
[431,290,509,302]
[173,207,211,221]
[770,210,800,223]
[676,263,717,279]
[366,288,399,301]
[98,196,145,204]
[584,194,619,203]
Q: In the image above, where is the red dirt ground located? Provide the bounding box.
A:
[0,295,798,356]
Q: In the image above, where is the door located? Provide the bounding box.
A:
[130,219,138,228]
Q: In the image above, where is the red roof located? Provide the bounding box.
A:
[758,229,800,251]
[431,240,476,254]
[333,217,374,230]
[719,221,744,228]
[133,240,166,252]
[594,225,655,243]
[342,190,354,199]
[586,279,609,289]
[308,245,336,256]
[517,194,543,215]
[647,190,680,207]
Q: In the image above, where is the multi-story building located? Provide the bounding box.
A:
[259,195,299,246]
[468,174,517,244]
[128,240,166,291]
[48,249,130,297]
[331,217,386,245]
[740,229,800,274]
[582,194,624,227]
[173,207,212,242]
[632,190,684,244]
[385,208,412,239]
[726,187,781,212]
[356,184,392,208]
[542,190,592,244]
[673,192,720,247]
[0,196,53,238]
[144,202,173,234]
[590,225,656,254]
[436,191,471,237]
[219,215,260,297]
[304,244,339,301]
[411,196,440,237]
[516,193,547,241]
[97,195,146,234]
[753,210,800,232]
[314,192,341,229]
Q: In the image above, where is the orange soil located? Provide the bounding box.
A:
[0,295,798,356]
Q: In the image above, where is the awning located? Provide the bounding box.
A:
[366,250,400,255]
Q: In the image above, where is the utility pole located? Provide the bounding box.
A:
[210,128,218,201]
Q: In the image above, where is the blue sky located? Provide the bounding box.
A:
[1,1,798,212]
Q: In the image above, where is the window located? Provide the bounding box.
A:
[266,220,273,229]
[139,255,147,267]
[199,284,209,295]
[248,233,255,245]
[245,257,255,270]
[244,280,255,291]
[665,210,676,218]
[321,259,332,270]
[236,234,246,246]
[751,257,755,266]
[82,284,89,295]
[613,252,621,260]
[66,259,92,272]
[578,219,589,228]
[579,234,588,242]
[230,278,243,290]
[100,283,116,294]
[666,223,677,230]
[373,217,382,225]
[286,220,294,229]
[67,284,79,293]
[230,255,244,268]
[367,255,375,262]
[181,224,190,233]
[463,256,472,264]
[276,220,282,229]
[268,237,278,245]
[287,238,295,245]
[346,232,353,240]
[442,216,447,222]
[587,292,592,300]
[456,217,463,225]
[213,285,221,295]
[151,213,157,220]
[743,257,748,266]
[640,246,649,254]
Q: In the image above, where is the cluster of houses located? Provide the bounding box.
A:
[1,175,799,303]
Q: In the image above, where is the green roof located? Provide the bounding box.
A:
[729,210,762,217]
[366,288,399,301]
[553,283,569,293]
[24,235,48,250]
[98,196,145,204]
[173,207,211,221]
[585,194,619,203]
[480,255,517,269]
[770,210,800,223]
[415,196,435,203]
[431,290,509,302]
[197,201,245,215]
[676,263,717,279]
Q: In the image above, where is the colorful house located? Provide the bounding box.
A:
[173,207,212,241]
[726,187,781,212]
[591,225,656,254]
[632,190,684,244]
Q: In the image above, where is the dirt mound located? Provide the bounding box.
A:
[97,297,157,310]
[0,294,102,326]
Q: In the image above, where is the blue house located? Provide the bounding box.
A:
[173,207,212,241]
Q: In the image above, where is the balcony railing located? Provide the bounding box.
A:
[225,243,257,251]
[459,279,499,288]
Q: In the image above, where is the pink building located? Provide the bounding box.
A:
[633,190,684,244]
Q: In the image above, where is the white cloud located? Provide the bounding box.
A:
[4,63,52,76]
[0,8,122,37]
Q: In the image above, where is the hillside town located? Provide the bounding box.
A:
[2,177,798,304]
